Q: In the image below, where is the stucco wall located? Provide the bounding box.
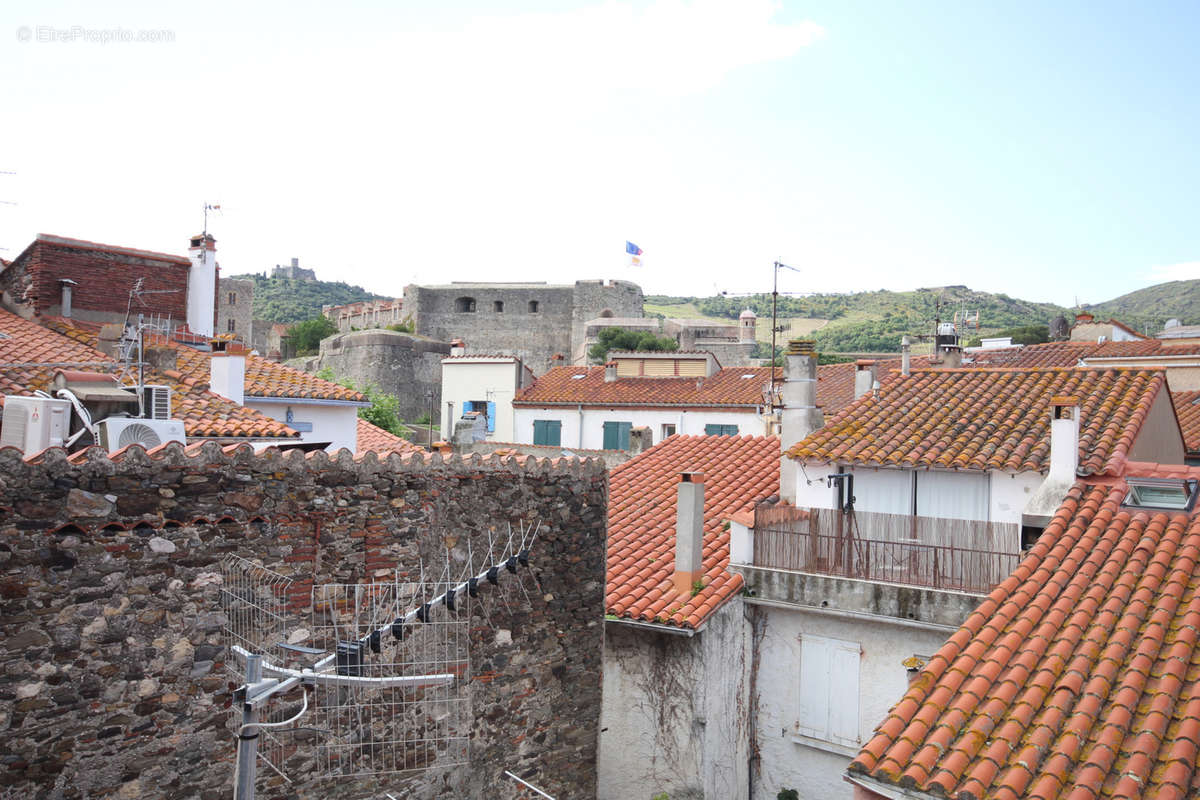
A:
[749,603,953,800]
[441,360,522,442]
[513,407,766,450]
[990,470,1043,528]
[249,399,360,453]
[1127,387,1187,464]
[598,600,750,800]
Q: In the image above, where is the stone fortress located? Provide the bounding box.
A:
[402,279,645,372]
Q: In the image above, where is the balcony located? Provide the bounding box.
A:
[749,505,1019,596]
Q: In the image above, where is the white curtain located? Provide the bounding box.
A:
[916,471,989,521]
[848,469,913,515]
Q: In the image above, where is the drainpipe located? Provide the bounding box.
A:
[577,403,584,448]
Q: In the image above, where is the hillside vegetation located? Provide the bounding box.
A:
[1084,279,1200,333]
[230,274,388,324]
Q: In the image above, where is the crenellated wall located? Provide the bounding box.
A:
[0,443,607,799]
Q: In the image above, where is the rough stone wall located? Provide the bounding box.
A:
[404,281,643,374]
[217,277,254,343]
[0,444,607,800]
[289,329,451,421]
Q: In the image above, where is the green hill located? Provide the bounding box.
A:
[1083,279,1200,334]
[230,274,388,324]
[690,286,1070,352]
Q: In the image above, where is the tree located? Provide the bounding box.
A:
[288,316,337,356]
[588,327,678,363]
[315,367,405,435]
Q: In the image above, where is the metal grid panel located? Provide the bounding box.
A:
[308,579,471,777]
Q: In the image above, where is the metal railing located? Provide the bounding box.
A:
[752,507,1019,594]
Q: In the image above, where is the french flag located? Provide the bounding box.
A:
[625,241,642,256]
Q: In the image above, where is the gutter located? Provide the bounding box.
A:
[604,616,700,637]
[248,395,371,408]
[844,772,939,800]
[742,595,962,634]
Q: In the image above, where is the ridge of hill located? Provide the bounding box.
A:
[229,274,388,324]
[1083,279,1200,333]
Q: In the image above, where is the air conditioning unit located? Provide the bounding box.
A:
[140,384,172,420]
[0,396,71,455]
[96,417,186,453]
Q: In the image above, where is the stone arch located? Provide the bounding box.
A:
[455,297,477,313]
[599,309,614,318]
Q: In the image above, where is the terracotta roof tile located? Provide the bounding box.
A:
[607,435,779,629]
[515,365,778,408]
[1171,391,1200,455]
[355,418,421,457]
[0,310,295,440]
[787,367,1168,475]
[849,477,1200,799]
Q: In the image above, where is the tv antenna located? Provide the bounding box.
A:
[221,519,543,799]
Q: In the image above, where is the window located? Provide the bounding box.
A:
[797,635,860,748]
[533,420,562,446]
[227,318,236,332]
[528,300,540,313]
[455,297,477,313]
[227,292,237,305]
[704,424,738,436]
[1123,478,1198,510]
[602,421,632,450]
[494,300,504,312]
[463,400,496,433]
[661,423,676,440]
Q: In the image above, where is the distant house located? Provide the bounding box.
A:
[323,298,405,333]
[1068,311,1148,343]
[512,351,777,450]
[439,349,534,443]
[847,464,1200,800]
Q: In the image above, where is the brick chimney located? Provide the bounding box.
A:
[780,339,824,503]
[671,472,705,596]
[187,233,217,338]
[209,340,246,405]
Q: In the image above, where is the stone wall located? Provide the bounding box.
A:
[217,277,254,343]
[404,281,644,374]
[289,329,452,421]
[0,443,607,799]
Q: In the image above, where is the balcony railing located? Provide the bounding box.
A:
[751,507,1020,594]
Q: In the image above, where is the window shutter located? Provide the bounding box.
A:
[618,422,631,449]
[797,636,832,740]
[603,422,618,450]
[533,420,547,445]
[828,642,861,746]
[486,401,496,433]
[547,420,561,446]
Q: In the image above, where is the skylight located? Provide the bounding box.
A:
[571,374,587,380]
[740,373,756,379]
[1122,478,1198,511]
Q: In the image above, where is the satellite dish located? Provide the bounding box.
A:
[117,422,162,450]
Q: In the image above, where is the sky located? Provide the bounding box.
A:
[2,1,1198,307]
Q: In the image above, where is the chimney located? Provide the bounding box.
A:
[209,340,246,405]
[941,345,963,369]
[1022,396,1081,528]
[550,353,565,370]
[1075,312,1094,324]
[901,336,912,376]
[187,233,217,338]
[291,257,299,268]
[449,338,466,357]
[780,339,824,503]
[604,361,617,382]
[671,471,705,596]
[58,279,78,317]
[853,359,878,399]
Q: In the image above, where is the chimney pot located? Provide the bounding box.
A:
[901,336,912,376]
[604,362,617,382]
[1048,396,1080,480]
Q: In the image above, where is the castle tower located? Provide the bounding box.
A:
[739,308,757,343]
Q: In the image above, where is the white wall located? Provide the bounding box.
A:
[249,400,360,453]
[514,406,766,449]
[441,360,520,442]
[990,470,1043,528]
[751,604,951,800]
[793,462,839,509]
[598,601,750,800]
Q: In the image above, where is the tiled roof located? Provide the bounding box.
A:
[42,317,365,403]
[607,435,779,629]
[1172,391,1200,455]
[966,339,1200,369]
[34,233,190,264]
[2,311,295,440]
[356,418,422,457]
[817,356,936,416]
[850,478,1200,800]
[514,365,778,408]
[787,367,1168,475]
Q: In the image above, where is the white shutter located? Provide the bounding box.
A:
[916,470,989,521]
[797,636,832,740]
[828,641,861,746]
[850,468,913,515]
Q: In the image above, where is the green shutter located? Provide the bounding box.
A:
[534,420,562,446]
[604,421,631,450]
[705,424,739,436]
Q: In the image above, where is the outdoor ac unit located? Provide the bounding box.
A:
[96,417,186,453]
[140,384,172,420]
[0,395,71,455]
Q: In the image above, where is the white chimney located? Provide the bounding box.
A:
[59,278,78,318]
[604,362,618,382]
[901,336,912,376]
[780,339,824,503]
[672,471,705,596]
[1023,396,1081,528]
[853,359,878,400]
[209,344,246,406]
[187,233,217,338]
[450,338,466,357]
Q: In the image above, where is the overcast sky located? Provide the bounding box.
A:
[2,1,1198,306]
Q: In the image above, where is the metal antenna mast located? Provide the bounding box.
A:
[769,261,802,414]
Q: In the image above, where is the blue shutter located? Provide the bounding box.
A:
[603,422,619,450]
[486,401,496,433]
[546,420,561,446]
